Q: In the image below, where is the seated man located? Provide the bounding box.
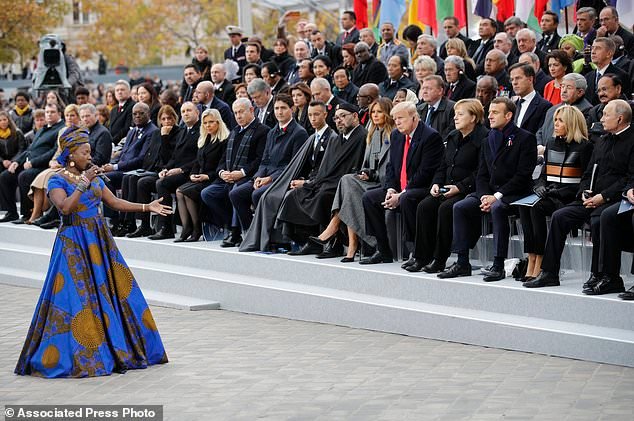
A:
[0,103,65,222]
[248,78,277,129]
[228,94,308,244]
[79,104,113,167]
[597,183,634,300]
[379,55,416,100]
[360,101,444,264]
[194,81,236,130]
[200,98,269,247]
[440,97,536,281]
[417,75,456,140]
[210,63,236,106]
[240,100,339,252]
[101,103,158,232]
[278,103,367,256]
[529,99,634,293]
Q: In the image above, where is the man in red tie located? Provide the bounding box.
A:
[108,80,136,146]
[336,11,360,47]
[360,102,444,264]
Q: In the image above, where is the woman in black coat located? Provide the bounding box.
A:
[290,82,314,136]
[404,99,487,273]
[175,108,228,242]
[0,110,26,175]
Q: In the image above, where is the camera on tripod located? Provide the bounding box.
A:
[31,34,72,96]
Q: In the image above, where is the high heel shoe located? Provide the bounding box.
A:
[341,249,360,263]
[308,234,335,246]
[184,230,202,242]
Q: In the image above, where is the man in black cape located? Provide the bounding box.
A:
[277,103,367,256]
[240,101,338,252]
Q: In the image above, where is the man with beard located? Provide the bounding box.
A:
[279,103,367,257]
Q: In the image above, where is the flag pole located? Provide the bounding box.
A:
[564,7,569,34]
[464,0,469,37]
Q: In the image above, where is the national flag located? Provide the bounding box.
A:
[473,0,492,19]
[493,0,515,22]
[516,2,540,32]
[408,0,425,30]
[550,0,576,18]
[534,0,549,22]
[379,0,407,29]
[419,0,437,34]
[354,0,369,30]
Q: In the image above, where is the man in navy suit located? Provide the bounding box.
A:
[360,102,444,264]
[335,11,360,46]
[584,37,630,106]
[229,94,308,242]
[509,63,552,134]
[194,81,236,129]
[439,97,536,281]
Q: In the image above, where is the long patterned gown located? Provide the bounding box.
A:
[15,174,168,378]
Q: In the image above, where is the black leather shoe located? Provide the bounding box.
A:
[127,226,153,238]
[287,242,322,256]
[39,219,61,229]
[184,231,202,242]
[0,212,19,223]
[401,256,416,269]
[32,207,58,226]
[340,256,355,263]
[113,223,136,237]
[359,251,393,265]
[148,227,175,240]
[220,235,242,248]
[583,274,625,295]
[519,276,535,283]
[308,235,334,247]
[483,266,505,282]
[316,237,344,259]
[437,262,472,279]
[618,286,634,300]
[582,273,601,290]
[523,271,560,288]
[11,217,29,225]
[405,259,427,272]
[422,260,446,274]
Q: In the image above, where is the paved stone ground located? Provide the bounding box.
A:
[1,284,633,421]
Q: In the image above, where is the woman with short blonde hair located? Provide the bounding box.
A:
[520,105,592,286]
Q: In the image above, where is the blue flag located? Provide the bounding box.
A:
[379,0,407,28]
[473,0,492,19]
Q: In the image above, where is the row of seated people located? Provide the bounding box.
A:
[1,71,633,301]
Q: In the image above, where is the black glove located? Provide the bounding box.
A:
[533,185,547,198]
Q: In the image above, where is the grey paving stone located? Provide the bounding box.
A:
[1,283,634,421]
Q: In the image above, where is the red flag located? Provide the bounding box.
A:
[354,0,368,30]
[454,0,467,28]
[494,0,515,22]
[534,0,549,22]
[419,0,437,35]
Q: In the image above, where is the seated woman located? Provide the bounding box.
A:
[312,55,333,86]
[413,56,437,103]
[137,82,161,125]
[175,109,229,242]
[0,110,26,176]
[122,105,183,237]
[444,38,477,81]
[291,82,314,135]
[543,50,573,106]
[520,105,592,286]
[403,99,487,273]
[28,104,81,227]
[310,98,394,262]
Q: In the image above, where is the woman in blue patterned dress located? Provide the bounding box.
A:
[15,126,172,378]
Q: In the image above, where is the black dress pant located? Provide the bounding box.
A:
[0,167,42,217]
[123,174,158,226]
[452,193,514,259]
[398,188,430,242]
[102,170,125,222]
[599,202,634,275]
[413,193,464,263]
[518,197,562,255]
[541,202,608,274]
[153,173,189,230]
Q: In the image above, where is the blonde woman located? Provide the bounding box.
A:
[521,105,592,286]
[310,98,394,261]
[28,104,81,226]
[175,109,229,242]
[444,38,477,81]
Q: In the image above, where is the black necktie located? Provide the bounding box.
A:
[514,98,525,125]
